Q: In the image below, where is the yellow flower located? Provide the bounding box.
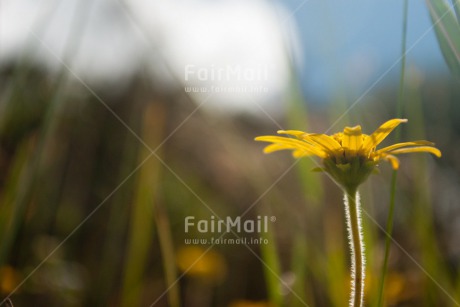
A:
[255,119,441,188]
[176,246,227,283]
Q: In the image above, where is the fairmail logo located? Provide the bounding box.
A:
[184,215,276,234]
[184,64,269,82]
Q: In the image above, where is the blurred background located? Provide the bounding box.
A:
[1,0,460,306]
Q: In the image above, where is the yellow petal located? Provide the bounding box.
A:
[342,125,363,152]
[388,146,442,157]
[262,143,296,153]
[255,136,327,158]
[277,130,307,138]
[383,154,400,169]
[332,132,343,145]
[376,140,434,154]
[362,118,408,151]
[293,150,312,158]
[303,133,342,154]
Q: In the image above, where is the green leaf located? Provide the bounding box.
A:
[427,0,460,78]
[452,0,460,22]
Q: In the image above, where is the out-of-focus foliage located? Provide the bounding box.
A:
[0,63,459,306]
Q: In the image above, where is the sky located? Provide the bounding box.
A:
[0,0,451,111]
[283,0,450,101]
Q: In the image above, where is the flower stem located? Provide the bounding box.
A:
[344,188,365,307]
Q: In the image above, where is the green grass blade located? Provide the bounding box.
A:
[427,0,460,78]
[121,104,180,307]
[377,1,408,306]
[452,0,460,22]
[376,172,398,307]
[260,217,283,306]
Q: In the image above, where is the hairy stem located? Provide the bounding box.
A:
[344,189,365,307]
